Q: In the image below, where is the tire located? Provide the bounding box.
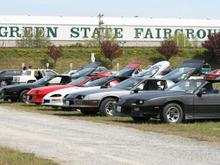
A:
[161,103,184,123]
[132,116,150,123]
[19,90,29,103]
[0,80,7,87]
[99,98,117,116]
[80,109,98,115]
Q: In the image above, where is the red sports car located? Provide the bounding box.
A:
[204,69,220,80]
[26,76,99,104]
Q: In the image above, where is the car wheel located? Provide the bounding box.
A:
[80,109,98,115]
[161,103,184,123]
[132,116,150,123]
[19,90,29,103]
[0,81,7,87]
[99,98,117,116]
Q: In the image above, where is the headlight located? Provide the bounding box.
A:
[51,94,62,97]
[137,100,144,104]
[76,95,86,99]
[131,100,145,105]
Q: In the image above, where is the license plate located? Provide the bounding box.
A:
[65,101,70,105]
[116,106,121,112]
[74,99,82,105]
[26,96,30,101]
[51,99,61,103]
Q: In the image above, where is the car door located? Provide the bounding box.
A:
[193,82,220,118]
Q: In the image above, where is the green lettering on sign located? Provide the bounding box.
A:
[0,27,8,37]
[81,27,91,38]
[9,26,20,37]
[70,27,80,38]
[47,27,58,38]
[134,28,143,39]
[92,28,100,38]
[114,28,123,38]
[144,28,153,39]
[185,29,195,39]
[155,28,161,39]
[197,29,206,39]
[163,28,172,39]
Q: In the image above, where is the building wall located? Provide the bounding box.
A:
[0,16,219,47]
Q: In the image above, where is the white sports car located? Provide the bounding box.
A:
[137,61,170,78]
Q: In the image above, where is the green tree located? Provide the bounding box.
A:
[16,28,51,48]
[202,32,220,62]
[171,32,191,47]
[157,40,179,60]
[100,40,123,68]
[47,45,63,66]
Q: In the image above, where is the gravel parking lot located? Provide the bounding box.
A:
[0,106,220,165]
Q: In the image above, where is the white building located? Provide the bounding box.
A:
[0,15,220,47]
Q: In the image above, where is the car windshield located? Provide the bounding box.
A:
[45,70,57,76]
[22,70,32,76]
[71,68,95,78]
[113,67,134,77]
[162,67,195,80]
[84,77,112,87]
[69,77,88,85]
[137,66,159,77]
[167,80,203,93]
[34,75,54,84]
[0,70,21,75]
[113,78,141,90]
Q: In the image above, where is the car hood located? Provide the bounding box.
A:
[2,83,37,91]
[32,85,72,92]
[66,88,128,100]
[44,86,101,98]
[118,90,188,103]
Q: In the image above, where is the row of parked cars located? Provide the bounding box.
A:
[1,60,220,124]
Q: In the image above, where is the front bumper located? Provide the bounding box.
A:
[0,89,19,100]
[43,97,64,107]
[116,104,161,118]
[26,95,42,104]
[63,98,99,108]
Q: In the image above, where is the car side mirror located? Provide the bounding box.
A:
[197,88,206,97]
[133,89,139,93]
[101,85,107,89]
[45,82,49,86]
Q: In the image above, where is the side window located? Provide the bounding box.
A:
[60,77,71,84]
[157,81,166,90]
[136,83,144,90]
[203,83,220,94]
[48,77,62,85]
[142,81,162,90]
[34,71,43,80]
[46,70,57,76]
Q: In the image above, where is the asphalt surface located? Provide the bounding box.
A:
[0,106,220,165]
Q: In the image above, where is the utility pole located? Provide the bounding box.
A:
[97,13,104,45]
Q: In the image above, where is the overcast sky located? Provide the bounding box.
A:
[1,0,219,19]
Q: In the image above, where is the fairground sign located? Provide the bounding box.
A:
[0,25,219,41]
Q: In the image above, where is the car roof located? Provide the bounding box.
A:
[178,59,205,69]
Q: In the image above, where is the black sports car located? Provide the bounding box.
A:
[116,79,220,123]
[0,70,22,87]
[0,75,72,102]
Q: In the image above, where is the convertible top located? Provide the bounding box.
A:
[178,59,205,70]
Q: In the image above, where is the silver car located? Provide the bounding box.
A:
[63,77,175,116]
